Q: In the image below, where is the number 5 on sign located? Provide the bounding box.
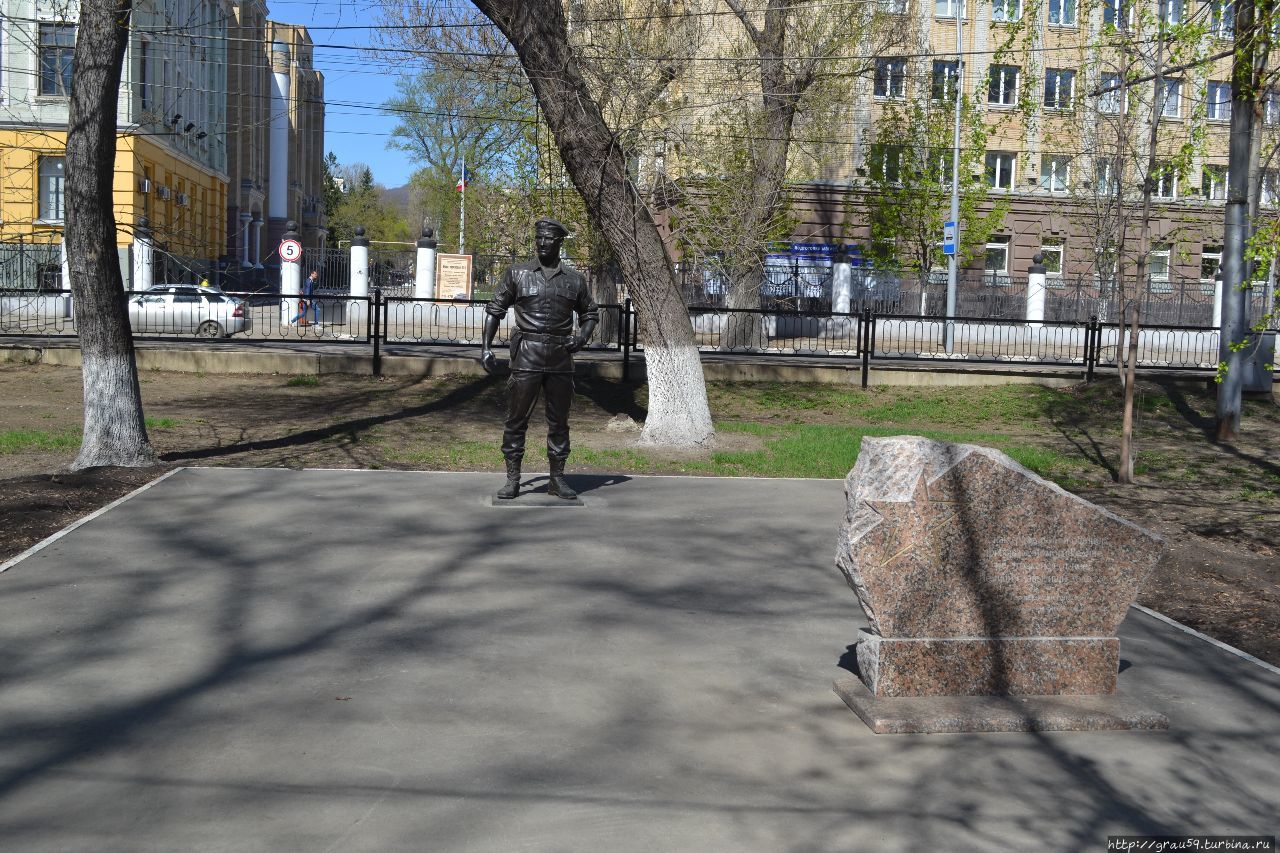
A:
[279,239,302,263]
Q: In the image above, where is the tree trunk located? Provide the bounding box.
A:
[66,0,156,469]
[470,0,714,446]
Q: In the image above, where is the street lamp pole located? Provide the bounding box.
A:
[945,0,964,353]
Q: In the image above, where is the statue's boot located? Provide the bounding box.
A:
[547,459,578,500]
[496,459,521,499]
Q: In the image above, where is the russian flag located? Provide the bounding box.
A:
[456,166,469,192]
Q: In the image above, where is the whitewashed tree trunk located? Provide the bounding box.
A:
[638,343,714,446]
[66,0,156,470]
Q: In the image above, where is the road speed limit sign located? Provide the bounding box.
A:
[279,238,302,262]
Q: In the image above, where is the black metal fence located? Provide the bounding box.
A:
[6,285,1266,389]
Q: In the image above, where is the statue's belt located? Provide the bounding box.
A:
[513,331,573,343]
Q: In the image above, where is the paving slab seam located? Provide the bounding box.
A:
[0,467,182,574]
[1130,603,1280,676]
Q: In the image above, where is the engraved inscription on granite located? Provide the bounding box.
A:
[835,436,1165,698]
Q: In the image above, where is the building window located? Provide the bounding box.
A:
[879,0,909,12]
[874,58,907,100]
[1207,81,1231,121]
[1202,165,1228,200]
[1044,69,1075,110]
[932,60,959,101]
[39,24,76,97]
[1098,73,1124,114]
[139,39,152,111]
[1210,0,1235,38]
[985,151,1015,189]
[1201,246,1223,285]
[1262,170,1280,206]
[988,65,1019,107]
[992,0,1021,22]
[1095,156,1120,194]
[1159,0,1184,24]
[1103,0,1130,28]
[936,0,962,16]
[985,236,1011,280]
[1153,163,1177,199]
[38,157,66,221]
[1159,79,1182,118]
[1040,155,1071,192]
[1264,89,1280,125]
[1040,240,1065,284]
[1048,0,1077,24]
[869,144,903,184]
[1148,244,1171,291]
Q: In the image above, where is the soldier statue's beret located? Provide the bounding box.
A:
[534,218,570,238]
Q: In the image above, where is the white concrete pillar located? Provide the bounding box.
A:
[831,255,853,314]
[1026,253,1047,327]
[239,212,252,267]
[269,41,291,221]
[132,217,155,292]
[415,227,438,300]
[1213,272,1224,328]
[60,234,70,289]
[252,218,264,269]
[350,225,370,296]
[280,220,302,326]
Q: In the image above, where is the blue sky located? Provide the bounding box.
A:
[271,0,418,187]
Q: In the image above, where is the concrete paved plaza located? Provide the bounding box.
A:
[0,469,1276,852]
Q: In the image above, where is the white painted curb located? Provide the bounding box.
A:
[0,468,183,574]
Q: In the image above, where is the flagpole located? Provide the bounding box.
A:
[459,166,466,256]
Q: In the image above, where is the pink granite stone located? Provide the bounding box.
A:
[836,436,1164,698]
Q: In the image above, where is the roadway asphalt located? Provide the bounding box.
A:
[0,469,1276,852]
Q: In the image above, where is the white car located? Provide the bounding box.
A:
[128,284,251,338]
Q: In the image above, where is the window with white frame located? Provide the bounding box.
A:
[936,0,962,16]
[139,39,152,112]
[992,0,1021,22]
[39,24,76,97]
[985,236,1011,280]
[1262,170,1280,206]
[988,65,1019,106]
[1159,79,1182,118]
[1148,244,1172,291]
[1040,240,1065,284]
[1040,155,1071,192]
[932,60,959,101]
[1153,163,1177,198]
[1202,165,1227,200]
[1201,246,1222,286]
[37,156,65,221]
[869,144,904,184]
[1103,0,1130,27]
[1159,0,1183,25]
[1207,81,1231,121]
[985,151,1016,189]
[1095,156,1120,194]
[1264,88,1280,125]
[1048,0,1077,25]
[874,58,907,99]
[1099,73,1124,114]
[1044,69,1075,110]
[1210,0,1235,38]
[879,0,909,12]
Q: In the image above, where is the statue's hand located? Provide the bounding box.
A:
[481,349,497,374]
[565,334,587,353]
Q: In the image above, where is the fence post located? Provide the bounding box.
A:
[372,287,382,378]
[861,306,873,389]
[1026,253,1047,327]
[415,227,438,299]
[279,220,302,327]
[1086,314,1099,383]
[832,252,853,314]
[621,297,633,383]
[1213,271,1224,328]
[350,225,370,295]
[131,217,154,292]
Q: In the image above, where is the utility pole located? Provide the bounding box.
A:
[1217,0,1258,440]
[945,0,964,353]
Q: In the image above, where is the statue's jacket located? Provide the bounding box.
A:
[485,260,600,373]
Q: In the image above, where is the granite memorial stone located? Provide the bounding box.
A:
[833,436,1169,733]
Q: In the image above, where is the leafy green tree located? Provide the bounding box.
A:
[325,161,410,244]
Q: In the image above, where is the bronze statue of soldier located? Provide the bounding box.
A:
[481,219,599,500]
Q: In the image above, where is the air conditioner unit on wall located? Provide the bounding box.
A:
[138,178,152,194]
[156,185,171,200]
